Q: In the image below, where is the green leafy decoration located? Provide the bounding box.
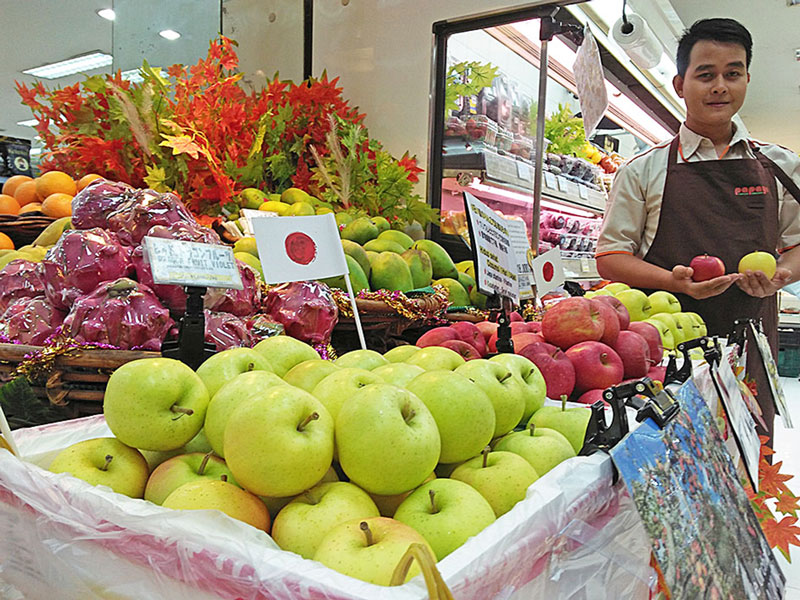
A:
[543,103,586,156]
[444,61,499,115]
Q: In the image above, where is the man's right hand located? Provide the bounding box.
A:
[672,265,742,299]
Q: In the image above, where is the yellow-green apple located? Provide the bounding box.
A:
[528,399,592,453]
[195,347,274,398]
[648,313,685,346]
[144,452,238,505]
[604,282,630,294]
[738,251,777,279]
[450,321,487,356]
[589,288,615,297]
[614,289,653,322]
[416,326,459,348]
[104,358,210,451]
[454,359,525,437]
[335,349,389,371]
[383,345,421,363]
[253,335,320,377]
[489,353,547,422]
[493,423,576,475]
[450,449,538,517]
[648,291,682,315]
[223,386,334,497]
[628,322,663,365]
[335,383,440,494]
[590,299,620,345]
[372,363,425,387]
[271,481,380,558]
[565,341,624,394]
[643,318,676,350]
[611,330,651,378]
[282,359,340,392]
[393,479,495,560]
[183,429,212,453]
[261,494,297,519]
[162,478,270,531]
[440,339,482,361]
[541,297,604,349]
[311,367,383,421]
[517,342,576,400]
[49,437,149,498]
[405,346,466,371]
[673,312,701,342]
[405,370,495,464]
[369,473,436,517]
[313,517,434,586]
[689,254,725,282]
[685,312,707,337]
[204,370,287,457]
[593,295,631,329]
[141,428,214,470]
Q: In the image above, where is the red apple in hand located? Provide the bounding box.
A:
[689,254,725,282]
[628,322,663,366]
[541,297,604,349]
[592,295,630,330]
[517,342,576,399]
[611,330,651,378]
[591,299,620,346]
[565,341,624,394]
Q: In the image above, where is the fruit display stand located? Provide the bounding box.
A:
[0,414,652,600]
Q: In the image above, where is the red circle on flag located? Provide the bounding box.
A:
[285,232,317,265]
[542,261,555,282]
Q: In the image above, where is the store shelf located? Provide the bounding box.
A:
[563,256,599,280]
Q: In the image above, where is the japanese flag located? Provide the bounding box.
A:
[530,248,565,296]
[252,213,348,284]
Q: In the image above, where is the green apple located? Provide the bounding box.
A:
[649,313,685,346]
[738,251,777,279]
[493,423,576,476]
[282,359,340,392]
[311,367,384,421]
[368,473,435,517]
[648,291,681,315]
[336,383,440,495]
[614,289,653,322]
[488,354,546,422]
[313,516,435,586]
[260,466,338,519]
[644,318,676,350]
[204,370,287,457]
[393,478,495,560]
[271,481,380,559]
[334,349,389,371]
[104,358,210,451]
[183,429,212,453]
[139,430,212,470]
[455,359,526,437]
[49,437,149,498]
[405,370,495,464]
[372,363,425,387]
[685,312,707,337]
[528,398,592,454]
[163,478,270,531]
[673,312,701,342]
[604,282,631,295]
[383,345,421,363]
[253,336,320,377]
[404,346,466,371]
[144,452,238,505]
[224,386,334,497]
[195,347,274,398]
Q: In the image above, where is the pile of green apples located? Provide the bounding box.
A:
[46,336,591,587]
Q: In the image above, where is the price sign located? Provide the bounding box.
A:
[557,176,569,192]
[505,218,534,300]
[544,172,558,189]
[240,208,279,235]
[580,256,591,273]
[144,237,243,289]
[516,161,532,182]
[578,186,589,200]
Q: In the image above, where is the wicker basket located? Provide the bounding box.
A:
[0,213,57,247]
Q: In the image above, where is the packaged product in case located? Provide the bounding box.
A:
[444,116,467,138]
[510,133,534,159]
[495,127,513,152]
[464,115,498,145]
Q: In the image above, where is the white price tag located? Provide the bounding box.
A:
[557,176,569,192]
[580,256,591,273]
[544,172,558,189]
[505,218,534,300]
[144,237,243,289]
[516,161,532,181]
[240,208,279,236]
[578,186,589,200]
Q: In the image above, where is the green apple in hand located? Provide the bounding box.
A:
[493,423,576,476]
[450,448,538,517]
[405,370,495,464]
[335,349,389,371]
[271,481,380,558]
[614,289,652,322]
[311,367,384,421]
[336,383,440,495]
[404,346,466,371]
[394,478,495,560]
[163,478,270,531]
[144,452,238,505]
[647,291,682,315]
[383,345,421,363]
[488,354,546,422]
[224,386,334,497]
[282,359,340,392]
[253,336,320,377]
[372,363,425,388]
[49,437,149,498]
[104,358,210,451]
[455,359,526,437]
[195,347,273,398]
[528,397,592,454]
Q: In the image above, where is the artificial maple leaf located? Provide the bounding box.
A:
[160,134,202,160]
[775,492,800,517]
[760,460,793,497]
[144,165,170,192]
[762,515,800,560]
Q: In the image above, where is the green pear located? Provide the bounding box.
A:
[233,237,259,257]
[377,230,414,251]
[411,239,458,279]
[341,217,380,245]
[341,239,371,278]
[238,188,267,209]
[234,252,264,281]
[433,277,470,306]
[363,239,406,254]
[365,250,379,265]
[281,187,312,204]
[370,252,414,292]
[320,255,369,293]
[401,249,433,289]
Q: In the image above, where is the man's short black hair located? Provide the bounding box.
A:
[676,18,753,77]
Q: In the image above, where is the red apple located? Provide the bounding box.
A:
[417,327,458,348]
[565,341,624,394]
[689,254,725,282]
[440,339,481,361]
[527,321,542,334]
[628,322,663,366]
[592,295,630,330]
[541,297,605,350]
[647,366,666,383]
[576,389,607,405]
[517,341,576,399]
[450,321,487,356]
[509,311,523,322]
[591,299,620,346]
[511,332,545,353]
[510,322,531,336]
[475,321,498,343]
[611,330,651,378]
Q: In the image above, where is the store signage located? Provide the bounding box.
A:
[578,186,589,200]
[530,248,565,297]
[544,172,558,189]
[144,237,243,290]
[556,176,569,192]
[483,151,520,185]
[749,322,792,428]
[504,218,534,300]
[239,208,279,236]
[463,192,519,302]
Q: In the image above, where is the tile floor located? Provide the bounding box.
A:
[774,377,800,595]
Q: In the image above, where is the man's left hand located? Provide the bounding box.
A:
[737,267,792,298]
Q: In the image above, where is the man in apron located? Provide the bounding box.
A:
[596,18,800,445]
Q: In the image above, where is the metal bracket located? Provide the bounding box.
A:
[663,336,716,385]
[487,294,514,354]
[161,286,217,370]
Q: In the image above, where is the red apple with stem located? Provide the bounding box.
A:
[541,297,605,350]
[592,295,630,330]
[450,321,487,356]
[417,327,458,348]
[511,332,545,354]
[564,341,624,394]
[517,341,576,399]
[475,321,498,343]
[689,254,725,282]
[440,339,481,361]
[628,322,663,366]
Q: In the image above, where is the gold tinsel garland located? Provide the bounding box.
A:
[11,336,113,383]
[330,285,451,323]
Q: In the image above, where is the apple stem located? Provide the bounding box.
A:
[246,362,255,372]
[429,489,439,514]
[297,412,319,432]
[197,452,213,476]
[304,492,318,505]
[99,454,113,472]
[360,521,374,546]
[220,474,228,483]
[528,422,536,437]
[170,405,194,421]
[482,446,490,468]
[560,395,568,412]
[499,372,513,383]
[402,403,416,424]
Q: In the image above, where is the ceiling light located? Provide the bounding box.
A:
[30,148,43,157]
[22,52,113,79]
[16,119,38,127]
[97,8,115,20]
[159,29,181,41]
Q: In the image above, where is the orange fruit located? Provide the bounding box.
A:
[36,171,77,199]
[18,202,43,215]
[77,173,103,191]
[2,175,33,197]
[14,180,40,206]
[0,232,14,250]
[0,194,20,215]
[41,193,73,218]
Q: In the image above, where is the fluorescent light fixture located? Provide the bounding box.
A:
[159,29,181,41]
[30,148,43,156]
[22,51,113,79]
[121,68,167,83]
[16,119,38,127]
[467,180,598,218]
[97,8,115,20]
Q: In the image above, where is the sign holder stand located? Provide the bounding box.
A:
[344,273,367,350]
[0,404,19,457]
[161,286,217,370]
[487,294,514,354]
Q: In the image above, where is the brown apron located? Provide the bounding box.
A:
[642,135,800,443]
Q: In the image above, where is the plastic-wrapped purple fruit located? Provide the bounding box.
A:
[263,281,338,344]
[246,313,285,345]
[143,221,223,246]
[106,189,196,246]
[62,278,175,350]
[42,228,132,310]
[204,260,261,317]
[204,310,253,351]
[70,179,135,230]
[0,259,46,313]
[0,297,66,346]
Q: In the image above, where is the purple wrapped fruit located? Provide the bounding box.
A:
[0,259,46,312]
[70,179,135,230]
[247,313,285,344]
[204,260,261,317]
[263,281,338,344]
[0,297,66,346]
[204,310,253,351]
[106,190,196,246]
